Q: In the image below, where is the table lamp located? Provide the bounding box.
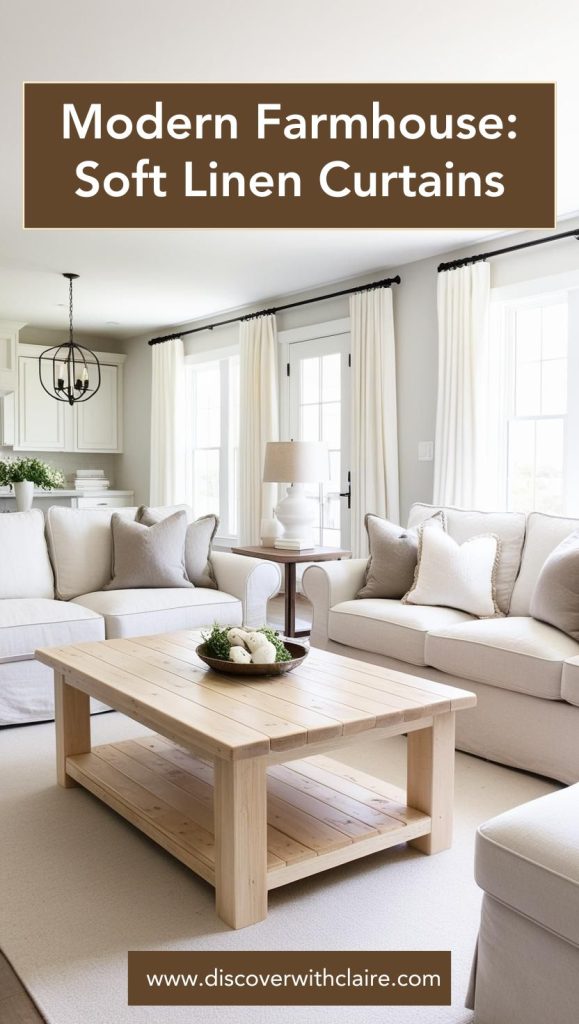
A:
[263,440,329,548]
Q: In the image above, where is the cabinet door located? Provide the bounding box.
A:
[75,364,121,451]
[17,356,68,450]
[0,323,18,394]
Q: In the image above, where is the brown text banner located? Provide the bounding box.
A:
[127,950,451,1006]
[24,83,554,229]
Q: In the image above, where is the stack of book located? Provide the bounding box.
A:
[274,538,314,552]
[71,469,110,491]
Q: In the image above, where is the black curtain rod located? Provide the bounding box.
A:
[438,227,579,273]
[148,274,401,345]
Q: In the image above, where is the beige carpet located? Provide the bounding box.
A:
[0,712,558,1024]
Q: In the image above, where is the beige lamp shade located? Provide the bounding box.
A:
[263,441,329,483]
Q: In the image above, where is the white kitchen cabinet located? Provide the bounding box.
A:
[0,393,16,446]
[0,321,24,395]
[17,354,68,450]
[75,363,122,452]
[14,345,125,453]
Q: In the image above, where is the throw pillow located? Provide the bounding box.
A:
[104,510,192,590]
[137,506,219,588]
[530,531,579,640]
[356,510,446,600]
[403,527,501,618]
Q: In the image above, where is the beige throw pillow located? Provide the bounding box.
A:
[137,507,219,588]
[357,511,446,600]
[104,510,192,590]
[530,532,579,640]
[403,527,501,618]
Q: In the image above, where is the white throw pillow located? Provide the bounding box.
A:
[0,509,54,599]
[403,527,501,618]
[46,506,138,600]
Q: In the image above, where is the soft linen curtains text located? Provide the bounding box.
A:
[433,262,490,507]
[350,288,400,557]
[149,337,187,505]
[239,314,279,545]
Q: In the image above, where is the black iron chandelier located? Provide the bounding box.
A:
[39,273,101,406]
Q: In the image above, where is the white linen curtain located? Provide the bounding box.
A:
[238,314,279,545]
[350,287,400,557]
[433,262,490,507]
[149,337,187,505]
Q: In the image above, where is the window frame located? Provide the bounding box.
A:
[498,290,571,515]
[185,345,239,544]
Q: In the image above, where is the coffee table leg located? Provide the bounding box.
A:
[214,755,268,928]
[406,712,455,854]
[54,672,91,788]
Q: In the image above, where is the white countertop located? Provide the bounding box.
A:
[0,489,133,498]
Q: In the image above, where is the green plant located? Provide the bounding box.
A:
[201,623,293,662]
[201,624,232,660]
[258,626,292,662]
[0,457,65,490]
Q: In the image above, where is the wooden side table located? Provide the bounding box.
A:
[231,545,351,638]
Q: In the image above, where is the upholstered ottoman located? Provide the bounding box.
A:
[467,784,579,1024]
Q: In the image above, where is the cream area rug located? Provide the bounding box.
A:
[0,712,558,1024]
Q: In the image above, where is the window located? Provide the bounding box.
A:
[287,331,351,548]
[499,295,569,514]
[186,353,239,539]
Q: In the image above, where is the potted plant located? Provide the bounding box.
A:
[0,457,65,511]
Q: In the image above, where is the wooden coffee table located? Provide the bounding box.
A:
[36,633,476,929]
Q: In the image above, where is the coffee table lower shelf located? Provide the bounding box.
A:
[66,736,432,892]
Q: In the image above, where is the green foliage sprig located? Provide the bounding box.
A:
[201,623,292,662]
[0,457,65,490]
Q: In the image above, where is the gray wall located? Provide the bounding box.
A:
[120,219,579,519]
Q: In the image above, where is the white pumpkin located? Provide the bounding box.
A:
[249,639,277,664]
[229,646,252,664]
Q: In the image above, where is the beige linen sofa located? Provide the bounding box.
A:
[0,507,281,726]
[303,504,579,783]
[466,783,579,1024]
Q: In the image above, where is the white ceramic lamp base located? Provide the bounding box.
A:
[275,483,314,547]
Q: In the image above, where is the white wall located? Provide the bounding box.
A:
[120,219,579,519]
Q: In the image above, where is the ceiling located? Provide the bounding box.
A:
[1,0,578,339]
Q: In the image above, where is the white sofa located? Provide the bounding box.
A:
[466,784,579,1024]
[303,504,579,784]
[0,507,281,726]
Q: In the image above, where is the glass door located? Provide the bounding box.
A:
[288,333,351,548]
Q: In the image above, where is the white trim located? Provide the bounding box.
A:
[184,344,239,366]
[19,343,125,365]
[277,317,350,345]
[491,270,579,303]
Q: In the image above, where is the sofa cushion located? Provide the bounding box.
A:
[475,784,579,947]
[46,505,139,599]
[561,657,579,708]
[357,511,445,600]
[138,507,219,589]
[510,511,579,616]
[404,527,501,618]
[328,599,473,666]
[72,588,242,639]
[104,511,192,590]
[408,503,526,614]
[0,598,104,662]
[0,510,54,599]
[530,532,579,640]
[425,617,579,700]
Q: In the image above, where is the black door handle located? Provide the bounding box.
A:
[339,471,351,510]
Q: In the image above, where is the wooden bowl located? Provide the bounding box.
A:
[196,641,308,678]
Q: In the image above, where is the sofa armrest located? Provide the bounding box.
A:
[210,552,282,628]
[302,559,367,647]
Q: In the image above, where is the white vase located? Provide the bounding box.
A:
[14,480,34,512]
[260,511,282,547]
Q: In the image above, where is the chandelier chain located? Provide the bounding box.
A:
[69,277,74,344]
